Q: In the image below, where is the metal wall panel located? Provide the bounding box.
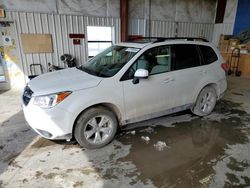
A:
[129,19,214,41]
[4,10,216,78]
[128,19,146,36]
[106,18,214,45]
[4,11,120,77]
[178,22,214,41]
[212,23,234,45]
[150,20,176,37]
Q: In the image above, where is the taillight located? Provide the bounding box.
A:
[221,62,229,71]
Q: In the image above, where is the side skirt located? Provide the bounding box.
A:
[121,103,193,125]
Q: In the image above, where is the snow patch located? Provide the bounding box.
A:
[141,136,150,143]
[153,141,169,151]
[139,127,154,133]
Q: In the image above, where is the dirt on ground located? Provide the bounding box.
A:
[0,77,250,188]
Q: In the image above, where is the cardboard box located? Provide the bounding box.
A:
[246,41,250,51]
[218,34,232,52]
[218,40,229,52]
[238,44,247,50]
[240,49,248,54]
[227,38,240,52]
[219,45,228,52]
[229,38,240,46]
[219,34,233,41]
[219,40,229,46]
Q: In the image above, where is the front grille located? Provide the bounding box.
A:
[23,86,33,106]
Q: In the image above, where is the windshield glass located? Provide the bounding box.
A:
[79,46,140,77]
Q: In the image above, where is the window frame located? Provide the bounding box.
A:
[120,45,173,81]
[172,44,202,71]
[87,26,113,58]
[198,45,218,66]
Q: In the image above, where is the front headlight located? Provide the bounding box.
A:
[33,91,72,108]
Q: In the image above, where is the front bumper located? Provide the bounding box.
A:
[23,98,74,140]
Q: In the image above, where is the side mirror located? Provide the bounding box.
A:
[133,69,149,84]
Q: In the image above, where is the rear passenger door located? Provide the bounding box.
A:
[172,44,204,107]
[198,45,219,76]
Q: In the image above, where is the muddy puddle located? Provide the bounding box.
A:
[24,100,250,187]
[111,100,250,187]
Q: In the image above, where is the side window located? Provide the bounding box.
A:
[199,45,218,65]
[121,45,172,80]
[150,46,171,75]
[173,44,201,70]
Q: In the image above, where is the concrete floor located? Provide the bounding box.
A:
[0,77,250,188]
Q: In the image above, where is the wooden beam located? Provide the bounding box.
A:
[120,0,128,42]
[215,0,227,23]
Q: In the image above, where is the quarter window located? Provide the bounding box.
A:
[172,44,201,70]
[199,45,218,65]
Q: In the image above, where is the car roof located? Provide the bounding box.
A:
[116,38,215,50]
[116,42,151,49]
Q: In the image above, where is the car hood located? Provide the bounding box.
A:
[28,68,102,96]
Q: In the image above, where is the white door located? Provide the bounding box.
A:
[121,45,176,121]
[171,44,204,107]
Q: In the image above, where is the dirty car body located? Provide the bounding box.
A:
[22,38,227,148]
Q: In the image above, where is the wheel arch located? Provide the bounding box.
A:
[72,102,122,138]
[193,82,219,103]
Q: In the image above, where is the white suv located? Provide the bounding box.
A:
[22,38,227,149]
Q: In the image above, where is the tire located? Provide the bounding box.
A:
[191,86,217,116]
[74,106,118,149]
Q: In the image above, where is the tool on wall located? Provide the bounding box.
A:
[28,64,44,80]
[48,54,76,72]
[228,48,241,77]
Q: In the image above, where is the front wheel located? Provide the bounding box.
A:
[74,107,118,149]
[191,86,217,116]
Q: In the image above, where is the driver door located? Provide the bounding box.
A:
[121,45,176,121]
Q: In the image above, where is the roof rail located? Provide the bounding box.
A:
[127,36,208,43]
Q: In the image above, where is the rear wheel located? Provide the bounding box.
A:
[191,86,217,116]
[74,106,118,149]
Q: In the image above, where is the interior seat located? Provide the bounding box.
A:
[150,56,170,74]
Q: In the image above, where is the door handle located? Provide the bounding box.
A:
[163,77,175,83]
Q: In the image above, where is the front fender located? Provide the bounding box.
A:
[59,86,125,132]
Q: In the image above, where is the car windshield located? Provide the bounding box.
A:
[78,45,140,77]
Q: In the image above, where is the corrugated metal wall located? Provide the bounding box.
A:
[150,20,176,37]
[4,11,215,78]
[177,22,214,41]
[128,19,146,36]
[212,23,234,45]
[4,11,120,76]
[129,19,214,41]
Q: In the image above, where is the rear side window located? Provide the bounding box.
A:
[199,45,218,65]
[172,44,201,70]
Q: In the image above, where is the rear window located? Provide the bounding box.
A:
[172,44,201,70]
[199,45,218,65]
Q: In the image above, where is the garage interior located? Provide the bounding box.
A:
[0,0,250,187]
